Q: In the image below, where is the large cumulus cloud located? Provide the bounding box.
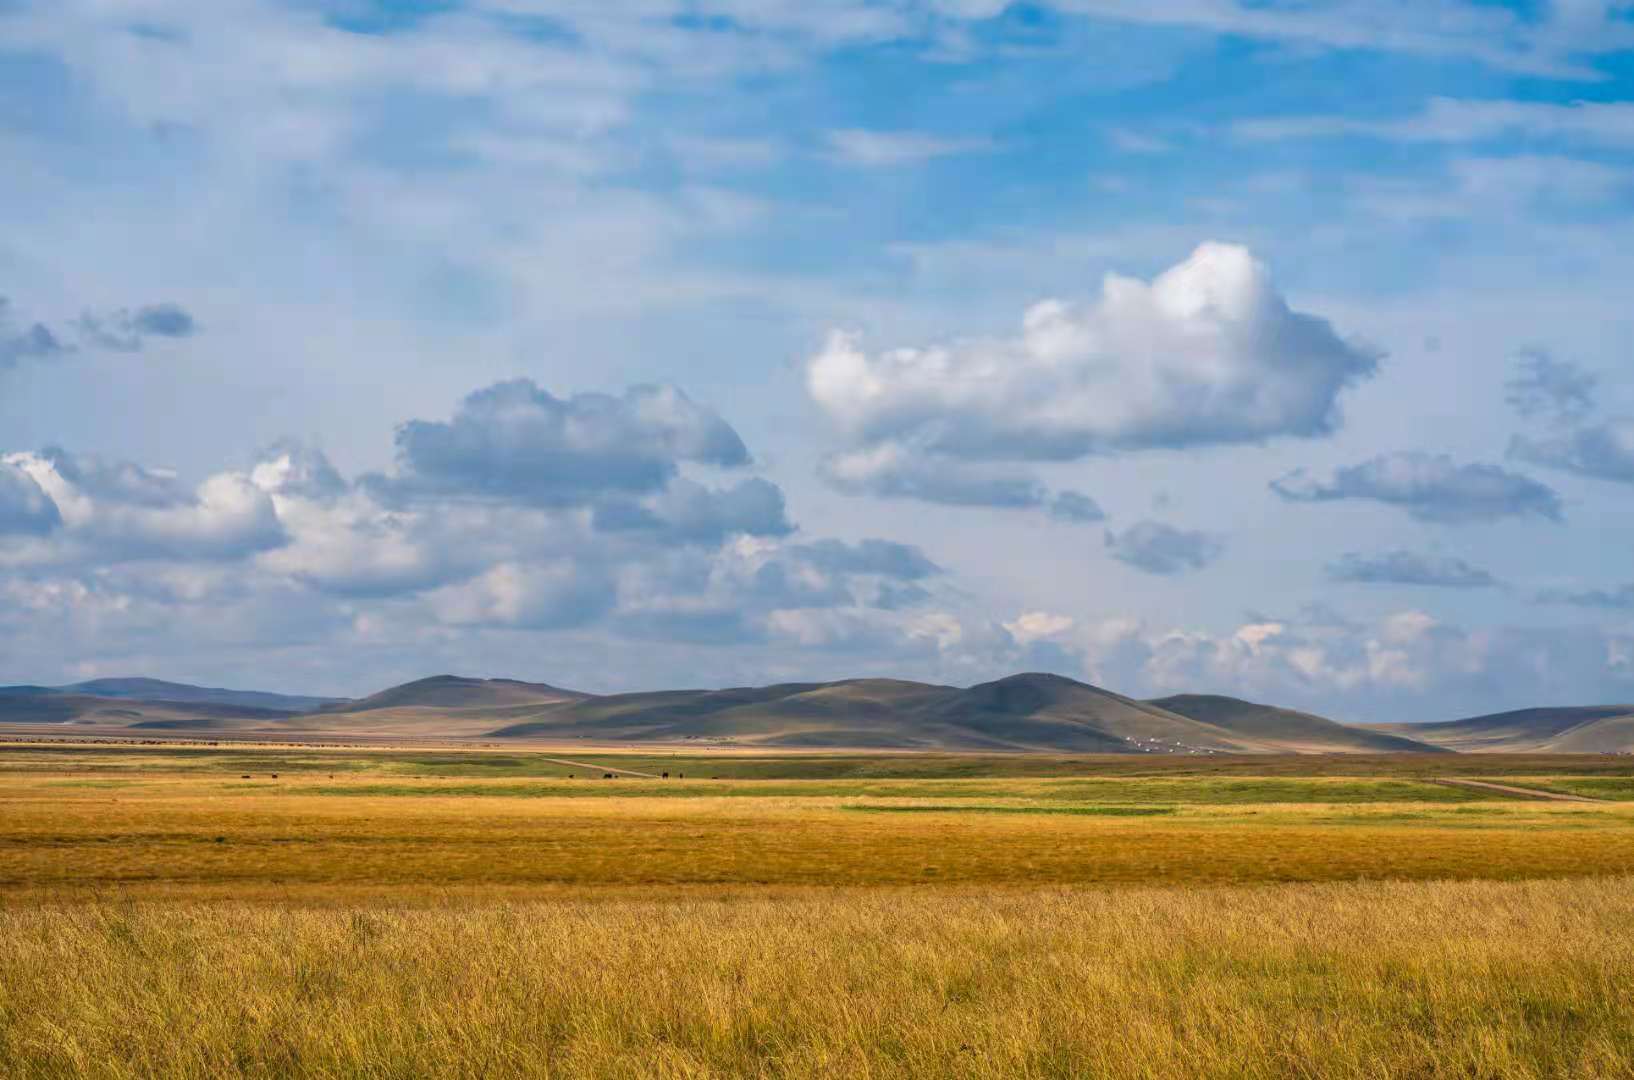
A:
[807,242,1378,509]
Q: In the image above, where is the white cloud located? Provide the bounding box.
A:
[372,379,751,507]
[1511,419,1634,485]
[1068,608,1634,722]
[1004,610,1076,645]
[3,449,286,563]
[808,243,1378,508]
[1326,550,1497,588]
[1272,452,1564,524]
[1506,349,1599,425]
[0,375,979,682]
[1104,521,1224,575]
[428,560,617,630]
[0,460,62,536]
[1048,0,1631,78]
[1106,128,1172,154]
[812,242,1377,456]
[1238,98,1634,147]
[824,129,994,167]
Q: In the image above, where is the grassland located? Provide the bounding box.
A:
[5,880,1634,1077]
[5,742,1634,1076]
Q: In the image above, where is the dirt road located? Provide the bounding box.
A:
[1433,778,1600,802]
[540,757,662,779]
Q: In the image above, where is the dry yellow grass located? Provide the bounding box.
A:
[7,746,1634,1076]
[5,778,1634,901]
[3,878,1634,1078]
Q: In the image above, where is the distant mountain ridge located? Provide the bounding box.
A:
[1367,706,1634,753]
[1151,694,1445,754]
[4,670,1634,753]
[0,677,342,715]
[306,671,1450,754]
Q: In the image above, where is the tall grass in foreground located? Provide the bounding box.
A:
[3,878,1634,1078]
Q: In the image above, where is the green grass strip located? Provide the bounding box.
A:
[840,804,1176,817]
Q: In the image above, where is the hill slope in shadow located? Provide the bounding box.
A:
[1150,694,1447,754]
[1368,706,1634,753]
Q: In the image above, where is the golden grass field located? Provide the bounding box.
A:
[5,743,1634,1076]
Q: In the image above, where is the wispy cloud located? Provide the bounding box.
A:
[1237,98,1634,147]
[1272,453,1563,524]
[1327,550,1497,588]
[824,129,994,167]
[1105,521,1224,575]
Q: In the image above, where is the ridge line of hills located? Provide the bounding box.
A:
[3,672,1633,753]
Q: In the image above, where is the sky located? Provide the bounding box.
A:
[2,0,1634,722]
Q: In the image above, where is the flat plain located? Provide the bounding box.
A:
[5,742,1634,1076]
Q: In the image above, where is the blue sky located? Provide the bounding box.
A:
[3,0,1634,722]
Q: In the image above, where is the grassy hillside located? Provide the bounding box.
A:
[317,675,586,714]
[45,671,1634,755]
[485,673,1276,752]
[0,692,296,729]
[61,677,341,713]
[1151,694,1442,753]
[0,671,1454,753]
[1371,706,1634,752]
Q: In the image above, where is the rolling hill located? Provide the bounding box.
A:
[264,675,596,738]
[1150,694,1447,754]
[0,691,302,730]
[483,673,1442,754]
[64,677,341,713]
[22,669,1634,753]
[2,678,339,714]
[316,675,585,714]
[1368,706,1634,753]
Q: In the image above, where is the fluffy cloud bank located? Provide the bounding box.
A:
[0,378,964,685]
[2,449,285,561]
[1034,607,1634,724]
[807,242,1377,510]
